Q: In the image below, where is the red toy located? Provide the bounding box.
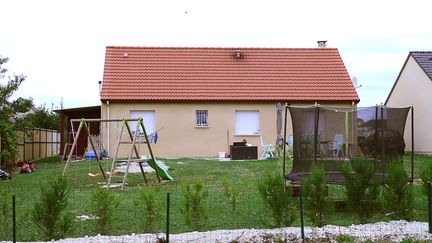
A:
[19,162,37,173]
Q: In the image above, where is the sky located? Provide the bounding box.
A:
[1,0,431,109]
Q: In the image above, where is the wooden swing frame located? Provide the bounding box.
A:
[62,118,161,188]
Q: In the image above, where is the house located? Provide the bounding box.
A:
[385,51,432,154]
[100,45,359,158]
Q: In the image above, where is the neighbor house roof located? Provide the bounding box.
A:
[385,51,432,105]
[101,47,359,103]
[411,51,432,80]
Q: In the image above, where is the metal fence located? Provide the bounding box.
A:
[1,181,431,242]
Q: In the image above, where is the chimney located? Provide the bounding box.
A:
[235,50,242,59]
[317,40,327,48]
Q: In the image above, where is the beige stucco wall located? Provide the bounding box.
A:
[386,56,432,153]
[101,102,295,158]
[100,102,354,158]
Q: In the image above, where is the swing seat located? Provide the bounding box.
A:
[105,171,119,175]
[88,172,102,177]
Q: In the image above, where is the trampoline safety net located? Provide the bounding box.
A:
[284,105,412,184]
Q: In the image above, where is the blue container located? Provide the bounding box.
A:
[85,151,96,160]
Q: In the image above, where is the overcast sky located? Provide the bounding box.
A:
[1,0,431,109]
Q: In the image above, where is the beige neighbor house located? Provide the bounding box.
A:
[386,51,432,154]
[100,46,359,158]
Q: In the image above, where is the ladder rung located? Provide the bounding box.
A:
[115,159,149,163]
[119,141,147,144]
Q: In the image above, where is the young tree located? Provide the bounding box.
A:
[340,160,381,224]
[257,172,296,227]
[0,55,32,170]
[31,176,74,240]
[303,164,333,227]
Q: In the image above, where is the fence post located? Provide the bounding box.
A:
[299,185,305,240]
[166,192,170,243]
[12,195,16,243]
[428,183,432,233]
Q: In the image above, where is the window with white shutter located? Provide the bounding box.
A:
[235,111,259,135]
[129,110,156,135]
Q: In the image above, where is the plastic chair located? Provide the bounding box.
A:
[287,135,294,150]
[260,135,274,158]
[328,134,344,158]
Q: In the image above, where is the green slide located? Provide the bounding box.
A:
[148,159,173,181]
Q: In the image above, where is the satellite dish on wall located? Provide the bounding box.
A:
[351,76,358,87]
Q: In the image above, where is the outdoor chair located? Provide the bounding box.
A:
[260,135,274,158]
[287,135,294,150]
[328,133,344,158]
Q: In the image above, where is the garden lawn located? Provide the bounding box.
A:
[0,153,430,241]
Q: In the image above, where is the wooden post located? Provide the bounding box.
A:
[62,120,84,176]
[107,121,125,188]
[124,121,140,158]
[140,119,161,183]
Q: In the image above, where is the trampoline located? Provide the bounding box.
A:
[282,105,414,184]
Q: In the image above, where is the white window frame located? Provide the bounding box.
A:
[235,110,260,135]
[129,110,156,136]
[196,110,208,127]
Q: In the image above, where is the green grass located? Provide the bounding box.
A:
[0,154,431,241]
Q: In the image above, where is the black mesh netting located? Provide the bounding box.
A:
[284,105,412,184]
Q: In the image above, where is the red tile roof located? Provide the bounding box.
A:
[101,47,359,103]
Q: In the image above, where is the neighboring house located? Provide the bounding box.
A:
[386,51,432,154]
[100,46,359,158]
[10,105,38,122]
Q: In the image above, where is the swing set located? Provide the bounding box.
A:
[62,118,167,189]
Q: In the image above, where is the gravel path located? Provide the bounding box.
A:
[4,220,432,243]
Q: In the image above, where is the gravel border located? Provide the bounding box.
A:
[4,220,432,243]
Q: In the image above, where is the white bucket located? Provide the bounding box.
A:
[218,152,226,158]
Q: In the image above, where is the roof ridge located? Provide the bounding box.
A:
[105,46,339,50]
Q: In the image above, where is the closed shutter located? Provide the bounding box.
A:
[235,111,259,135]
[129,110,156,134]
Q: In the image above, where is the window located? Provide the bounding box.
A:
[129,110,156,135]
[196,110,208,127]
[235,111,259,135]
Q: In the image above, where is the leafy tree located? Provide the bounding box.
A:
[0,56,32,170]
[15,104,60,130]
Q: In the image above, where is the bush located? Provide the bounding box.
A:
[31,176,74,241]
[303,164,333,227]
[0,190,10,240]
[383,160,414,220]
[91,188,118,235]
[419,159,432,196]
[222,177,247,227]
[138,188,161,233]
[180,181,208,231]
[340,160,381,224]
[257,172,296,227]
